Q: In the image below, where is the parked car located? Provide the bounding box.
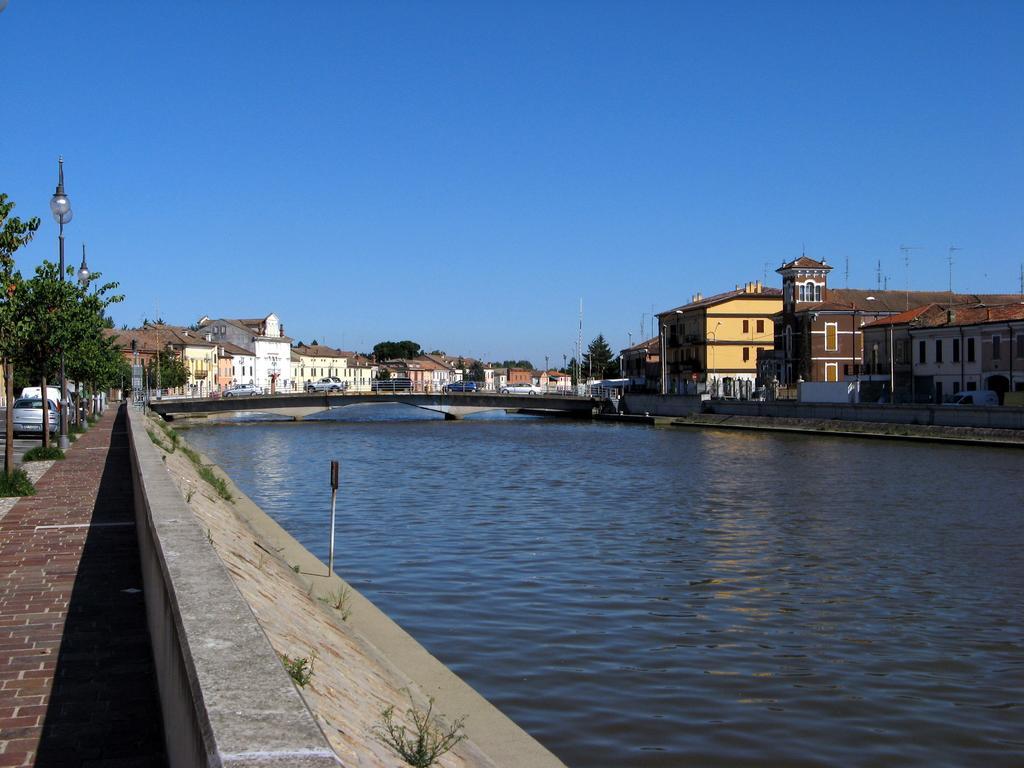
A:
[12,397,60,437]
[501,384,542,395]
[443,381,477,393]
[945,390,999,406]
[222,383,262,398]
[306,377,348,393]
[371,377,413,392]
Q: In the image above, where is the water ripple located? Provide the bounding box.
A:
[184,410,1024,767]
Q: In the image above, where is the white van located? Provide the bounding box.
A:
[946,390,999,406]
[20,386,62,405]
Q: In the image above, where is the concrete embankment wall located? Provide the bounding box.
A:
[622,393,703,417]
[708,401,1024,429]
[126,406,339,767]
[127,406,565,768]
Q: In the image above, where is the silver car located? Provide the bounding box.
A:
[222,383,262,398]
[12,397,60,437]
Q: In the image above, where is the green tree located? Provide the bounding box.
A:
[0,194,40,473]
[374,340,422,361]
[15,261,89,448]
[147,350,189,390]
[468,361,485,382]
[582,334,616,380]
[64,270,126,419]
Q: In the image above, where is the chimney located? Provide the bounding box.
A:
[756,280,762,293]
[947,309,955,325]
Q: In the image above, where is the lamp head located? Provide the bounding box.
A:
[78,243,90,286]
[50,157,73,224]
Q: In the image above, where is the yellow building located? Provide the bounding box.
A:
[657,281,782,397]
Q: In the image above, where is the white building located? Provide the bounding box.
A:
[199,314,293,393]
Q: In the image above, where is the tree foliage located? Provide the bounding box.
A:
[497,359,534,371]
[0,194,41,472]
[468,361,485,382]
[374,340,422,361]
[147,350,189,390]
[582,334,618,379]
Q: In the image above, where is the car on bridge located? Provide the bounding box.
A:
[501,384,543,395]
[306,377,348,393]
[443,381,477,393]
[222,383,262,397]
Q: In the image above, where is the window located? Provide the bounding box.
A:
[935,340,943,363]
[825,363,838,381]
[806,281,815,302]
[743,347,750,362]
[757,319,764,334]
[953,381,960,393]
[895,339,906,364]
[952,338,960,363]
[799,284,806,302]
[919,340,927,364]
[935,381,943,403]
[967,337,975,362]
[1018,335,1024,357]
[815,284,822,301]
[825,323,838,352]
[743,319,749,334]
[992,335,1001,360]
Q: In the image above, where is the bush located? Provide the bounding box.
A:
[0,469,36,497]
[23,446,65,462]
[374,692,467,768]
[281,650,317,688]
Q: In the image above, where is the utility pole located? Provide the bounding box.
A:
[948,246,961,305]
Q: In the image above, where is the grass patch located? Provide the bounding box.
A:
[281,650,317,688]
[373,691,467,768]
[150,422,233,502]
[23,446,65,462]
[146,428,174,453]
[0,469,36,497]
[318,585,353,621]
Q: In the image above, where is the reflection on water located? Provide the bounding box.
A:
[184,408,1024,767]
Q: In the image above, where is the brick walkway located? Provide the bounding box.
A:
[0,406,165,767]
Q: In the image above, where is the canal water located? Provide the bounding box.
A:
[182,405,1023,767]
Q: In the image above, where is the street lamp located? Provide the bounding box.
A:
[76,244,90,427]
[50,157,73,450]
[706,321,722,398]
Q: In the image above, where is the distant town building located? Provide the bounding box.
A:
[773,256,1021,387]
[658,281,782,397]
[198,314,292,393]
[619,337,661,392]
[861,302,1024,403]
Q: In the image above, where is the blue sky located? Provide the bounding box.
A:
[2,1,1022,365]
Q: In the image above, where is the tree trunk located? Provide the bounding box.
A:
[4,360,13,476]
[41,374,50,449]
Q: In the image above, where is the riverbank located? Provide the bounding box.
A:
[668,412,1024,446]
[144,412,563,768]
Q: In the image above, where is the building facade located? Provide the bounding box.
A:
[658,282,781,396]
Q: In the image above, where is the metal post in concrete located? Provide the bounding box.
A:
[328,459,339,575]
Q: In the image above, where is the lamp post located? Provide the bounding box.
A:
[77,245,90,422]
[49,158,73,450]
[706,321,721,398]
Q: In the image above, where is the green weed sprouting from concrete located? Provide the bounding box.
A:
[0,469,36,497]
[175,441,233,502]
[373,691,467,768]
[147,428,173,453]
[281,650,317,688]
[319,585,353,621]
[23,446,65,462]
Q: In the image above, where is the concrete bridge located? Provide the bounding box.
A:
[148,391,603,421]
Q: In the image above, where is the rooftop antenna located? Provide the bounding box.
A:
[763,261,772,284]
[1019,263,1023,301]
[876,259,883,291]
[844,256,849,288]
[899,244,924,310]
[947,245,961,304]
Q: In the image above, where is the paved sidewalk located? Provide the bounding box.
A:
[0,406,165,767]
